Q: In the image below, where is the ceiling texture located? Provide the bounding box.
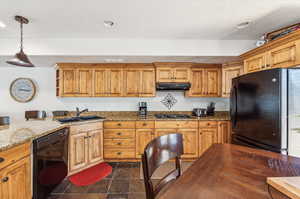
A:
[0,0,300,40]
[0,0,300,65]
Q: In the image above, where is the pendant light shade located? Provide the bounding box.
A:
[6,16,34,67]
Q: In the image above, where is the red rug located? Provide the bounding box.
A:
[68,162,112,186]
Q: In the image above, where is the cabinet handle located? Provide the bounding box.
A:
[0,157,4,163]
[2,177,9,182]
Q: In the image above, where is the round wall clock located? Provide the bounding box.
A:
[10,78,36,103]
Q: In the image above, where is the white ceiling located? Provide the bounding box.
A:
[0,0,300,40]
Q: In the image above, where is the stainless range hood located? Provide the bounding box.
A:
[156,82,191,91]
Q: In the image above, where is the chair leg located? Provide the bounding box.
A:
[175,157,181,177]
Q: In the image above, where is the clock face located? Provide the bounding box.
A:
[10,78,36,103]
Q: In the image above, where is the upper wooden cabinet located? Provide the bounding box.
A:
[241,30,300,74]
[124,64,156,97]
[186,65,222,97]
[58,67,93,97]
[93,66,123,97]
[222,62,243,97]
[154,62,191,83]
[57,63,155,97]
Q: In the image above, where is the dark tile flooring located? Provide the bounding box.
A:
[48,162,153,199]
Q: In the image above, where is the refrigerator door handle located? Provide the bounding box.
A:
[230,85,237,128]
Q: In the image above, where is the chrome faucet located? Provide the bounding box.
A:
[76,107,89,117]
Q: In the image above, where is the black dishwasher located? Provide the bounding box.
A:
[33,128,69,199]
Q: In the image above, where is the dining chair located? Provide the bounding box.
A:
[142,133,183,199]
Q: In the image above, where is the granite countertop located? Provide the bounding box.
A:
[64,111,230,121]
[0,111,230,152]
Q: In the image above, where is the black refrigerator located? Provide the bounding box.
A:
[231,68,300,154]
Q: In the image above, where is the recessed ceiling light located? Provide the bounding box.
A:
[104,20,114,28]
[0,21,6,28]
[237,21,251,29]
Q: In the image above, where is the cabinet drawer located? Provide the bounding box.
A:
[70,122,103,134]
[103,129,135,139]
[104,149,135,159]
[104,121,135,129]
[0,142,30,170]
[199,121,218,128]
[155,121,198,129]
[136,121,155,129]
[104,139,135,148]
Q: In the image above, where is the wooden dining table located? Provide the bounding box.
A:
[158,144,300,199]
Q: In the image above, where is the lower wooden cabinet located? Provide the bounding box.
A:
[218,121,231,144]
[136,129,155,158]
[69,123,103,175]
[199,128,218,156]
[0,142,31,199]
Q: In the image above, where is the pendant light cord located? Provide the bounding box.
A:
[20,20,23,51]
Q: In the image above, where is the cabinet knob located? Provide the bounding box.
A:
[2,177,9,182]
[143,123,147,126]
[117,152,122,155]
[0,157,4,163]
[117,142,121,145]
[117,123,121,126]
[117,132,122,136]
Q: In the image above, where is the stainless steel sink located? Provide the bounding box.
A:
[57,115,105,124]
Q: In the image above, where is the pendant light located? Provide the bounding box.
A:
[6,16,34,67]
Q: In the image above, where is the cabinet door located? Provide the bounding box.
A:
[269,41,298,68]
[88,130,103,165]
[206,68,221,96]
[61,69,78,96]
[69,132,88,172]
[199,128,218,156]
[186,68,205,97]
[140,68,156,97]
[173,67,190,82]
[77,68,93,96]
[244,53,266,73]
[136,129,154,158]
[222,66,242,97]
[155,129,177,137]
[94,68,108,96]
[218,121,231,144]
[156,67,173,82]
[178,129,198,158]
[124,68,140,97]
[108,68,123,96]
[0,157,31,199]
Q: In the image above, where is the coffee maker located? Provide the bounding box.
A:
[138,102,147,117]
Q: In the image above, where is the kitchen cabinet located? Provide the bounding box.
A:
[93,66,123,97]
[0,142,31,199]
[218,121,231,144]
[154,121,198,158]
[241,30,300,74]
[124,65,156,97]
[58,67,92,97]
[154,62,191,83]
[199,128,218,156]
[186,65,221,97]
[103,121,136,159]
[69,122,103,175]
[222,62,243,97]
[135,121,155,158]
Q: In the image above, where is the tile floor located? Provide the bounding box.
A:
[48,162,151,199]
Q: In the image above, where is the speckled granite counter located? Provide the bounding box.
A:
[65,111,230,121]
[0,111,230,152]
[0,118,105,152]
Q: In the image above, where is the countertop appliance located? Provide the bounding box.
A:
[230,68,300,155]
[138,102,147,117]
[25,110,46,120]
[155,114,191,119]
[156,82,191,91]
[192,108,207,117]
[0,116,10,125]
[33,128,69,199]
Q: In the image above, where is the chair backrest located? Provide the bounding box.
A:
[142,133,183,199]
